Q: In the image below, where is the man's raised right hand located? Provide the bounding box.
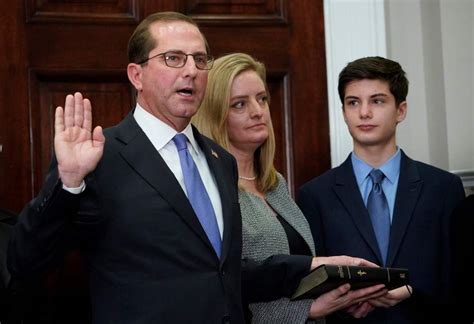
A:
[54,92,105,188]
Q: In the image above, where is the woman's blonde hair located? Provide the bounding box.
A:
[192,53,278,192]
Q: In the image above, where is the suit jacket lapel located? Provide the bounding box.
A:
[333,156,383,263]
[115,114,215,253]
[387,151,423,266]
[192,126,235,264]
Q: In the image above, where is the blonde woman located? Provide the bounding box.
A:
[193,53,387,323]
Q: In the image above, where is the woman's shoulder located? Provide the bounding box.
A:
[272,172,289,193]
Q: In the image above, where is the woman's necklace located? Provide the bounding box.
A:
[239,175,257,181]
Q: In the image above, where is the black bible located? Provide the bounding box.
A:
[291,264,409,300]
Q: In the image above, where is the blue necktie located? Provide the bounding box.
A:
[367,169,390,265]
[172,134,221,258]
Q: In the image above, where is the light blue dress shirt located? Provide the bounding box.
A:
[351,148,401,223]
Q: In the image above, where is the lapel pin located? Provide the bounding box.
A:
[211,149,219,158]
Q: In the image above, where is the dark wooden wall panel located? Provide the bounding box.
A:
[181,0,287,24]
[0,0,329,212]
[26,0,141,23]
[0,0,31,209]
[289,1,329,193]
[28,70,133,193]
[266,73,288,175]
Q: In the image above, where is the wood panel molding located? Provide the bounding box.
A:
[266,71,293,189]
[28,69,134,194]
[180,0,288,25]
[25,0,141,24]
[288,1,330,195]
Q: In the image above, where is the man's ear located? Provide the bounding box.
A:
[396,101,407,123]
[127,63,143,91]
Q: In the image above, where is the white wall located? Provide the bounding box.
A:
[324,0,386,166]
[324,0,473,189]
[386,0,473,172]
[439,0,474,171]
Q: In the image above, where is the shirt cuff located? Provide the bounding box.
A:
[62,180,86,194]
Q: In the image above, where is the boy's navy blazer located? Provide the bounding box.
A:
[298,150,465,323]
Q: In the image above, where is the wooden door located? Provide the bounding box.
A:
[0,0,329,213]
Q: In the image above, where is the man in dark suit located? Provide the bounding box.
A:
[8,12,315,323]
[450,194,473,322]
[297,56,466,323]
[0,208,14,322]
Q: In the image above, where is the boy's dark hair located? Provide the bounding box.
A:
[338,56,409,107]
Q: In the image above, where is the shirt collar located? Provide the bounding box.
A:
[180,123,200,156]
[133,104,199,154]
[351,147,401,185]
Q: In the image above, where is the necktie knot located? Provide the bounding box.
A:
[172,133,188,151]
[369,169,385,185]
